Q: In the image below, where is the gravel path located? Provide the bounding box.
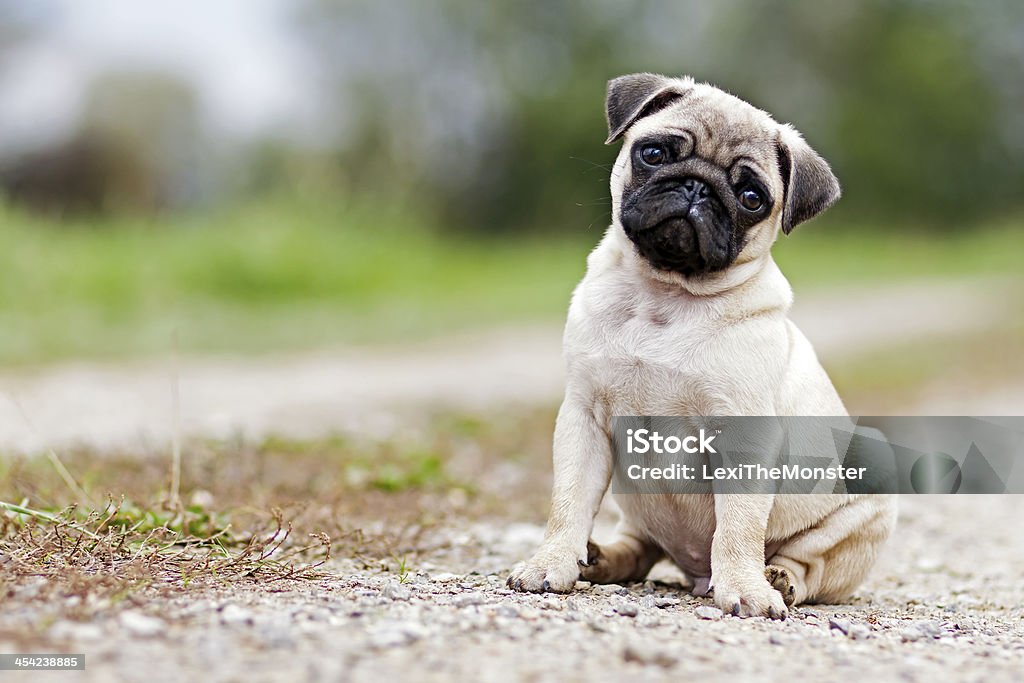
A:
[2,276,1022,681]
[3,495,1022,683]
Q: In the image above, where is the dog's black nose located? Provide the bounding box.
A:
[681,177,710,201]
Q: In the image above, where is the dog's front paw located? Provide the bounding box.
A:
[712,573,789,620]
[507,545,584,593]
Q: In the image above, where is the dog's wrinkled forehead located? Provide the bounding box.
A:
[623,83,781,176]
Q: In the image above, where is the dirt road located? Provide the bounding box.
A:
[2,276,1023,682]
[0,278,1013,454]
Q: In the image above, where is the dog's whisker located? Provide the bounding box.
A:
[569,156,614,173]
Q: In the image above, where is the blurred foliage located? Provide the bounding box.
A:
[715,1,1016,224]
[1,71,209,215]
[0,195,1021,364]
[0,196,587,363]
[297,0,1024,232]
[832,312,1024,414]
[1,1,1022,233]
[0,0,1019,371]
[0,0,1019,232]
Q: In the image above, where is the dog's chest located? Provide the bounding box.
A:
[566,291,721,417]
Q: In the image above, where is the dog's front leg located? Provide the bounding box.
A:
[710,493,790,619]
[507,401,611,593]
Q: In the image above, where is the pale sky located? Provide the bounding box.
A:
[0,0,324,153]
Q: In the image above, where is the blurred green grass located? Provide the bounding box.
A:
[0,197,1020,365]
[832,321,1024,413]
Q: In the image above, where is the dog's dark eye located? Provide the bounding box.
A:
[738,188,764,212]
[639,144,668,167]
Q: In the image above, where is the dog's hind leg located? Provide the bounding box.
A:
[582,526,663,584]
[767,494,896,605]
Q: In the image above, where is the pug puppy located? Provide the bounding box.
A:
[507,74,897,619]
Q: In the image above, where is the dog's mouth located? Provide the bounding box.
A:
[620,180,737,276]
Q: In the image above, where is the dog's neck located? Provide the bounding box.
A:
[607,226,793,309]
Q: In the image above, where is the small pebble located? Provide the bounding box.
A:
[381,582,412,601]
[453,593,485,608]
[255,625,297,649]
[48,621,104,642]
[119,611,165,638]
[694,605,724,620]
[900,627,924,643]
[219,604,255,626]
[495,605,519,618]
[849,624,871,640]
[622,643,677,667]
[614,602,639,617]
[829,617,851,635]
[369,623,424,648]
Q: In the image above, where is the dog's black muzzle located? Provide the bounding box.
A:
[620,164,740,276]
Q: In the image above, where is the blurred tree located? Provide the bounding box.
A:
[295,0,623,234]
[294,0,1023,233]
[1,71,208,216]
[715,0,1020,226]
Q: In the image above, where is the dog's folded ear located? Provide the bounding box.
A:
[776,125,841,234]
[605,73,690,145]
